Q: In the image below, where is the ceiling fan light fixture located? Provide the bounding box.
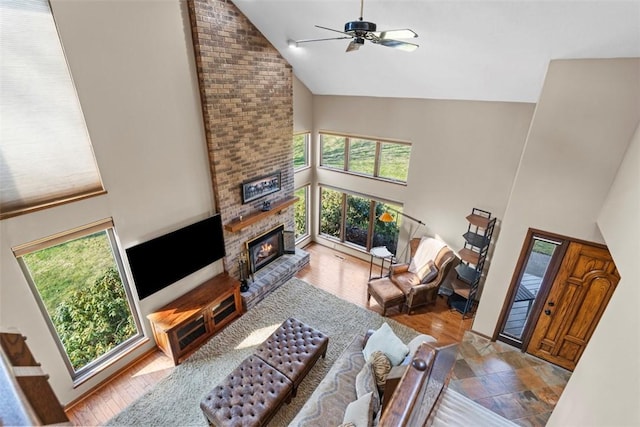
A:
[344,20,376,33]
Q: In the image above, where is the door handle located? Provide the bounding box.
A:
[548,301,555,306]
[544,309,552,315]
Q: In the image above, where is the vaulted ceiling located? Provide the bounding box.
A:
[232,0,640,103]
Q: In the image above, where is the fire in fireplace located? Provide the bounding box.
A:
[246,224,285,273]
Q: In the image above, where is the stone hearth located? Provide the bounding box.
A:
[241,248,309,311]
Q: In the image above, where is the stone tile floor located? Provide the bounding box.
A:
[449,331,572,426]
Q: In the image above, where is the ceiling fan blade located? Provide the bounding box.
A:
[291,36,353,47]
[376,29,418,40]
[315,25,352,37]
[377,38,419,52]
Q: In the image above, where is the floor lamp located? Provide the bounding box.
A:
[379,208,426,262]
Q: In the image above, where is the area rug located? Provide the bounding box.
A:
[107,277,421,426]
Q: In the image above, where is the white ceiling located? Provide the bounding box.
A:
[231,0,640,103]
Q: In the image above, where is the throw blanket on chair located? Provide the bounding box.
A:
[408,237,446,281]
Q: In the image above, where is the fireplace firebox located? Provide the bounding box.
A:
[246,224,285,274]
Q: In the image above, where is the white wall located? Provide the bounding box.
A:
[474,58,640,335]
[0,0,219,404]
[312,95,534,261]
[549,124,639,426]
[472,59,640,426]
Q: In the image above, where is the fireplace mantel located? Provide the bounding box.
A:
[224,196,298,232]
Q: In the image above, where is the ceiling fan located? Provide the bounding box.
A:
[288,0,419,53]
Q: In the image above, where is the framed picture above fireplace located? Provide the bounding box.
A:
[241,170,281,204]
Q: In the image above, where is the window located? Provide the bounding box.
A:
[320,134,346,169]
[13,219,143,384]
[378,142,411,182]
[320,133,411,183]
[319,186,401,254]
[345,194,371,247]
[294,185,309,240]
[0,0,105,220]
[293,132,310,170]
[348,138,376,176]
[320,187,343,239]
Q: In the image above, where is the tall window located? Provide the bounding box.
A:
[293,132,310,170]
[319,186,401,254]
[0,0,105,220]
[294,185,309,240]
[345,194,371,247]
[13,219,143,384]
[320,187,343,239]
[320,133,411,183]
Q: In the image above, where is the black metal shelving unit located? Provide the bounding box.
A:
[449,208,496,317]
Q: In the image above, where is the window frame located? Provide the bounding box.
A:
[319,132,411,184]
[318,185,402,255]
[13,219,145,386]
[293,131,311,171]
[294,185,310,241]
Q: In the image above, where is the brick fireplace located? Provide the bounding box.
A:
[247,224,285,274]
[188,0,307,308]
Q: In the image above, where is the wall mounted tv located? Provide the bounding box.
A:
[126,214,226,300]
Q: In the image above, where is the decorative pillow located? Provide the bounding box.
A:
[420,261,438,284]
[363,322,409,366]
[343,391,374,427]
[356,363,380,413]
[369,351,392,387]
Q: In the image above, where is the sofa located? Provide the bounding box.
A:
[288,323,437,427]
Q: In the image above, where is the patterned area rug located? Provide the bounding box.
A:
[107,277,420,426]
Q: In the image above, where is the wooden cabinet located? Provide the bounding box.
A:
[147,273,243,365]
[449,208,496,317]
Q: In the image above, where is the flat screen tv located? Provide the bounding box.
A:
[126,214,226,300]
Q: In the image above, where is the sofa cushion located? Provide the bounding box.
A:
[356,362,380,413]
[288,335,365,426]
[369,351,391,387]
[343,391,374,427]
[363,323,409,366]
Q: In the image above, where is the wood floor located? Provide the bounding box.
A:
[66,242,564,426]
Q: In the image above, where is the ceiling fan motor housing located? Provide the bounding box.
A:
[344,20,376,35]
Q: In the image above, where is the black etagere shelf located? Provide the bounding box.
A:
[449,208,497,318]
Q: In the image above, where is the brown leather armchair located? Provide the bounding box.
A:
[389,237,456,313]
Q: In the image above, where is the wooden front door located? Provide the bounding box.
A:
[526,242,619,371]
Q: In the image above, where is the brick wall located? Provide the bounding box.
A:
[188,0,294,277]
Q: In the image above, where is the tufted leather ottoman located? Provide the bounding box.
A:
[200,355,293,427]
[254,317,329,396]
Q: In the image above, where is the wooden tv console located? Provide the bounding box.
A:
[147,272,243,365]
